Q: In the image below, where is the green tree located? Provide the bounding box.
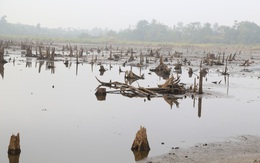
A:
[236,21,260,44]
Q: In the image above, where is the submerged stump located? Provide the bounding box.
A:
[8,133,21,155]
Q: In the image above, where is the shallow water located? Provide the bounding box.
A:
[1,51,260,163]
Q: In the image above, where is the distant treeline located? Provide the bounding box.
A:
[1,16,260,44]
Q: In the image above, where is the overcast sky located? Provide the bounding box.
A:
[1,0,260,30]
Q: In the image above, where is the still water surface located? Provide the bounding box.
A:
[1,54,260,163]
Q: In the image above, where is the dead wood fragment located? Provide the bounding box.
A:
[131,126,150,152]
[131,126,150,161]
[173,51,182,57]
[240,60,254,66]
[222,59,229,75]
[150,56,171,79]
[158,75,180,88]
[188,67,193,78]
[125,70,144,80]
[8,133,21,155]
[174,63,182,70]
[0,41,8,63]
[128,48,135,62]
[108,50,113,60]
[156,74,185,94]
[204,53,224,66]
[199,69,204,94]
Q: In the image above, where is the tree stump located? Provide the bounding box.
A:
[131,126,150,151]
[8,133,21,155]
[131,126,150,161]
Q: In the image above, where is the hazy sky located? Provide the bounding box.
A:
[1,0,260,30]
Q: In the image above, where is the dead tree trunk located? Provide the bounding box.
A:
[198,61,206,94]
[198,70,203,94]
[128,48,135,62]
[0,41,7,63]
[222,58,229,75]
[50,47,55,61]
[8,133,21,155]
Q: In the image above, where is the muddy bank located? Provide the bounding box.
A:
[138,135,260,163]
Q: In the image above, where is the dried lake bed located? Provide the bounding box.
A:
[1,44,260,163]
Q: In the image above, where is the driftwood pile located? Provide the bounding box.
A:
[95,72,186,99]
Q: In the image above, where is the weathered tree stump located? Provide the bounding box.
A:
[0,42,8,63]
[131,126,150,151]
[8,133,21,155]
[131,126,150,161]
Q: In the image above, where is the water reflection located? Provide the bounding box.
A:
[0,63,4,79]
[132,151,149,161]
[198,97,202,118]
[38,60,44,73]
[76,62,78,76]
[154,70,170,79]
[124,78,138,85]
[163,95,180,109]
[224,75,230,95]
[25,58,32,68]
[95,88,107,101]
[46,61,55,74]
[64,59,69,67]
[99,65,106,76]
[8,154,20,163]
[6,57,212,119]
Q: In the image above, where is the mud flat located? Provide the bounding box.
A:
[138,135,260,163]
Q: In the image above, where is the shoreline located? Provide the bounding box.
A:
[138,135,260,163]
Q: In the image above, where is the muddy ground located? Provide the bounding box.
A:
[138,135,260,163]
